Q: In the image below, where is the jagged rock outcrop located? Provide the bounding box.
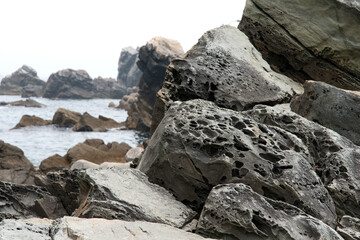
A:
[337,216,360,240]
[0,65,45,96]
[291,80,360,145]
[12,115,51,129]
[197,183,343,239]
[117,46,142,88]
[239,0,360,90]
[52,108,82,128]
[246,103,360,218]
[152,25,302,133]
[73,112,124,132]
[138,99,336,226]
[92,76,126,98]
[125,37,184,131]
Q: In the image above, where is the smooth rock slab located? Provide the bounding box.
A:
[0,218,53,240]
[74,168,196,228]
[197,183,343,240]
[138,99,336,227]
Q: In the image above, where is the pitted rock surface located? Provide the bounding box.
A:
[151,25,302,133]
[247,103,360,218]
[197,183,343,240]
[138,99,336,226]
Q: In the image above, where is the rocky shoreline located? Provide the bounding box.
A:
[2,0,360,239]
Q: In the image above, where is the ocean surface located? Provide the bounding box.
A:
[0,95,147,166]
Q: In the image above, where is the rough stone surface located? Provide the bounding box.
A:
[291,80,360,145]
[239,0,360,90]
[0,218,53,240]
[73,112,124,132]
[117,46,142,88]
[337,215,360,240]
[124,36,184,131]
[0,65,45,96]
[74,168,196,228]
[118,92,138,110]
[39,154,70,173]
[246,104,360,220]
[138,99,336,226]
[197,183,343,240]
[52,108,82,128]
[12,115,51,129]
[152,25,302,133]
[92,76,126,99]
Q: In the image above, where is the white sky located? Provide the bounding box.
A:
[0,0,246,80]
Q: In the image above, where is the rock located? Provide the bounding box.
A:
[197,183,343,239]
[151,25,302,133]
[0,218,53,240]
[74,168,196,228]
[246,103,360,219]
[0,181,67,220]
[92,76,126,99]
[291,80,360,145]
[98,162,132,169]
[12,115,51,129]
[69,159,99,170]
[337,216,360,240]
[52,108,82,128]
[117,46,142,88]
[8,99,45,108]
[73,112,124,132]
[0,65,45,96]
[108,101,116,108]
[239,0,360,90]
[125,146,144,165]
[66,139,131,165]
[138,99,336,226]
[39,154,70,173]
[124,36,184,131]
[118,92,138,110]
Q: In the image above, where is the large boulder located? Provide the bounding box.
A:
[124,36,184,131]
[291,80,360,145]
[117,46,142,88]
[151,25,302,133]
[247,103,360,218]
[73,112,124,132]
[239,0,360,90]
[0,65,45,96]
[138,99,336,226]
[39,154,70,173]
[92,76,126,98]
[197,183,343,239]
[12,115,51,129]
[52,108,82,128]
[74,168,196,228]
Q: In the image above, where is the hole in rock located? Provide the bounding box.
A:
[235,161,244,168]
[259,153,284,163]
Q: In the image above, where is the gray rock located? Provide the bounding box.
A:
[0,218,53,240]
[125,146,144,163]
[117,46,142,88]
[138,99,336,226]
[239,0,360,90]
[69,159,99,170]
[8,99,45,108]
[291,80,360,145]
[246,104,360,222]
[337,216,360,240]
[74,168,196,228]
[92,76,126,99]
[197,183,343,240]
[151,25,302,133]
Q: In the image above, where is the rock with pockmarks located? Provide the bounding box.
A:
[138,99,336,226]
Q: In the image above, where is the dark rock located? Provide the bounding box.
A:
[0,65,45,96]
[337,215,360,240]
[124,37,184,131]
[117,46,142,88]
[73,112,124,132]
[8,99,45,108]
[246,104,360,219]
[52,108,82,128]
[92,76,126,99]
[151,25,302,133]
[239,0,360,90]
[197,183,343,239]
[0,140,33,173]
[12,115,51,129]
[291,80,360,145]
[138,99,336,226]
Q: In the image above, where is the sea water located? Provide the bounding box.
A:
[0,95,147,166]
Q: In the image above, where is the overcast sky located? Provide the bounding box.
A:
[0,0,246,80]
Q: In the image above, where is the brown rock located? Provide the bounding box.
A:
[12,115,51,129]
[8,99,45,108]
[73,113,124,132]
[0,140,33,171]
[52,108,82,128]
[39,154,70,173]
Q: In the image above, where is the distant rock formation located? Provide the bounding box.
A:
[0,65,45,97]
[117,47,142,88]
[124,37,184,131]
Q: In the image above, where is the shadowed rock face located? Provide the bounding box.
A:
[197,183,343,240]
[239,0,360,90]
[151,25,302,133]
[117,47,142,88]
[138,99,336,227]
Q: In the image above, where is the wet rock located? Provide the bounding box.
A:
[12,115,51,129]
[73,112,124,132]
[52,108,82,128]
[39,154,70,173]
[197,183,343,240]
[291,80,360,145]
[0,218,53,240]
[239,0,360,90]
[138,99,336,226]
[0,65,45,96]
[124,36,184,131]
[74,168,196,228]
[8,99,45,108]
[151,25,302,133]
[117,46,142,88]
[246,104,360,219]
[337,216,360,240]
